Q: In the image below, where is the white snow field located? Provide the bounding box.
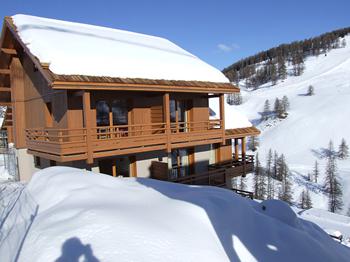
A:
[225,36,350,213]
[12,14,228,83]
[1,167,349,262]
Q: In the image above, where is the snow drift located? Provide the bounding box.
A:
[8,167,350,261]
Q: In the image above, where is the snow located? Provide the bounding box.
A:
[209,97,252,129]
[2,167,350,261]
[11,14,229,83]
[230,36,350,213]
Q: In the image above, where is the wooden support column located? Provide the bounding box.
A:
[219,94,226,144]
[241,137,246,160]
[163,93,171,153]
[234,138,239,161]
[83,91,93,164]
[112,161,117,177]
[10,58,26,148]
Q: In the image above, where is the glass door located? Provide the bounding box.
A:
[170,99,189,133]
[171,149,190,179]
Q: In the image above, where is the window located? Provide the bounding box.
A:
[112,99,128,125]
[96,101,110,126]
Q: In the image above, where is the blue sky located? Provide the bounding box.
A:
[1,0,349,70]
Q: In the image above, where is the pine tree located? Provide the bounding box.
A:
[248,136,259,151]
[305,188,313,209]
[313,160,319,183]
[277,56,287,80]
[270,63,278,85]
[274,98,280,113]
[277,154,293,205]
[273,151,278,179]
[234,93,243,105]
[262,99,270,121]
[266,149,274,199]
[254,153,267,200]
[307,85,315,96]
[326,140,335,158]
[276,102,285,118]
[299,190,306,209]
[338,138,349,160]
[324,142,343,213]
[347,206,350,217]
[282,95,290,112]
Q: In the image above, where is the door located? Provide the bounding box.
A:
[170,99,190,132]
[171,148,193,178]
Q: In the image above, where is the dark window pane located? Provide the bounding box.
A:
[96,101,110,126]
[112,99,128,125]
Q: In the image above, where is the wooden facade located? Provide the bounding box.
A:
[0,16,260,185]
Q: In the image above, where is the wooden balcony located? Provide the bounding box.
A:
[166,154,255,199]
[25,120,225,162]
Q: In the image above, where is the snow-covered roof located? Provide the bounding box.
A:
[11,14,229,83]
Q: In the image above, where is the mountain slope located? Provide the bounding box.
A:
[228,35,350,213]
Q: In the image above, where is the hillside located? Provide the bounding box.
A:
[2,167,350,261]
[223,35,350,214]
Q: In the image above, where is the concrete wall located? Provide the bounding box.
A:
[194,145,211,174]
[136,150,167,178]
[16,149,39,182]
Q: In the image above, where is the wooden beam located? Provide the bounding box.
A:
[1,48,17,55]
[234,138,239,160]
[0,102,12,106]
[219,94,226,144]
[0,69,10,75]
[83,91,93,164]
[0,87,11,92]
[163,93,171,153]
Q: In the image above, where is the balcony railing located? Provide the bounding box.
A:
[25,120,224,162]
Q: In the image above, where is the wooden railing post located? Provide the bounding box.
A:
[219,94,226,145]
[83,91,93,164]
[163,93,171,153]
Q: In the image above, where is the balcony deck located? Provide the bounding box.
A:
[25,120,228,162]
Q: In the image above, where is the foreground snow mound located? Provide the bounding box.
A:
[16,167,350,261]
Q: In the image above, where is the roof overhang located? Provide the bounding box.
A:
[51,76,239,94]
[225,126,261,138]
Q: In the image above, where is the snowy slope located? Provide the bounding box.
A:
[4,167,350,262]
[12,14,228,83]
[231,35,350,212]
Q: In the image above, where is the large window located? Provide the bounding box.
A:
[112,99,128,125]
[96,101,110,126]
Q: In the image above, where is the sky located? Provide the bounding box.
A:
[1,0,349,70]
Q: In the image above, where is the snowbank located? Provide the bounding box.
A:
[12,14,228,83]
[10,167,350,261]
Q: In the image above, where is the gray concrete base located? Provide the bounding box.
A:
[16,148,39,182]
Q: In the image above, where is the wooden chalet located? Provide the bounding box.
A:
[0,15,259,188]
